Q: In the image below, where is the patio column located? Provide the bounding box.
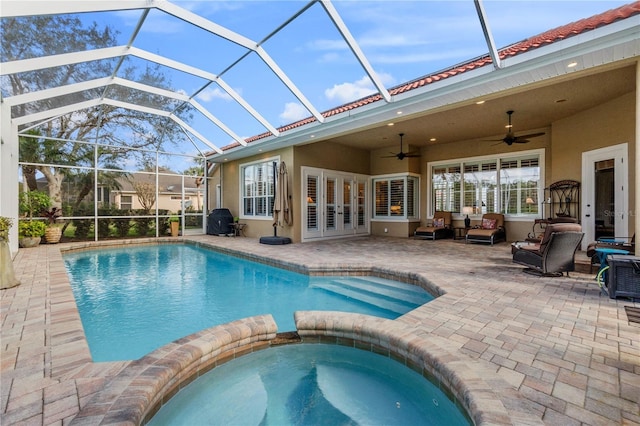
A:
[0,102,19,254]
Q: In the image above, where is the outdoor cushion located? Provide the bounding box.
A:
[482,218,497,229]
[433,218,445,228]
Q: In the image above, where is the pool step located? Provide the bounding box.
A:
[310,277,431,315]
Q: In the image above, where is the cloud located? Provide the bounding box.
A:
[324,73,395,103]
[196,86,233,102]
[279,102,309,123]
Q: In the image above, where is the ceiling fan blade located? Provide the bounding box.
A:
[517,132,545,139]
[512,139,530,144]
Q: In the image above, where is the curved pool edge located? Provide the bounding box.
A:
[69,314,279,426]
[60,239,533,425]
[294,311,542,426]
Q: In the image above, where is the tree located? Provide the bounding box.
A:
[3,15,192,211]
[134,182,156,213]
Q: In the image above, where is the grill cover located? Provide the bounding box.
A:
[207,209,234,235]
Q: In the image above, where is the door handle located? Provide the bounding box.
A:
[585,214,590,217]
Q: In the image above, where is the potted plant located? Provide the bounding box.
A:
[0,216,20,289]
[169,216,180,237]
[0,216,11,242]
[42,207,62,244]
[18,190,51,248]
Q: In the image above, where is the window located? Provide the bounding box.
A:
[432,165,461,212]
[120,195,132,210]
[430,150,542,217]
[373,174,419,219]
[96,187,109,204]
[241,158,276,218]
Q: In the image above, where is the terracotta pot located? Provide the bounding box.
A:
[19,237,41,248]
[45,227,62,244]
[170,221,179,237]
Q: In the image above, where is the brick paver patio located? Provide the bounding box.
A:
[1,236,638,425]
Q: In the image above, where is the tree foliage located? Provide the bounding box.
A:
[3,14,193,210]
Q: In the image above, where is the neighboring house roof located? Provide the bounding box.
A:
[234,1,640,149]
[111,172,203,195]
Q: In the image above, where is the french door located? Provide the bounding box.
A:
[302,167,369,241]
[581,143,628,249]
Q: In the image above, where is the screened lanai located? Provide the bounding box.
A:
[1,1,639,252]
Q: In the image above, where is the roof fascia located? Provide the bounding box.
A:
[0,1,153,18]
[320,0,392,103]
[215,22,639,161]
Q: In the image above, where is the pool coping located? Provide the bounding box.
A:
[59,238,541,425]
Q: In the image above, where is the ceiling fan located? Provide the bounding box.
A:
[486,110,545,145]
[382,133,420,160]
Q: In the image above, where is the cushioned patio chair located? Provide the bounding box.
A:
[465,213,506,245]
[512,223,583,276]
[414,211,453,240]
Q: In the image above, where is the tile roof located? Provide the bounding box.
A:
[230,1,640,150]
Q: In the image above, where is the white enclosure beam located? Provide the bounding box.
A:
[189,99,247,146]
[474,0,502,69]
[156,2,256,50]
[255,45,324,124]
[1,46,130,76]
[171,116,222,154]
[320,0,392,103]
[13,99,101,126]
[0,1,153,18]
[3,77,113,106]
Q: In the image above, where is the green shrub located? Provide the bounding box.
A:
[18,220,46,238]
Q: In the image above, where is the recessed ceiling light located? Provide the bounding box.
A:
[567,61,578,68]
[476,100,485,105]
[430,138,437,142]
[310,134,315,138]
[387,122,395,126]
[396,111,403,115]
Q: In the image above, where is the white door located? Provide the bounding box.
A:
[581,143,628,249]
[302,168,369,241]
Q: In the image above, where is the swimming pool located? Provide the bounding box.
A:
[148,343,471,425]
[64,243,433,361]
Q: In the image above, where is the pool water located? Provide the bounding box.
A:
[148,344,471,426]
[64,244,432,361]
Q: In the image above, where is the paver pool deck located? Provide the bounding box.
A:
[1,235,638,425]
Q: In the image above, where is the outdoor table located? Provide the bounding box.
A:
[594,247,630,295]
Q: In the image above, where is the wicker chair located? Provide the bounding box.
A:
[512,223,584,276]
[414,211,453,240]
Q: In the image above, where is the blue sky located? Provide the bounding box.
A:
[81,1,632,158]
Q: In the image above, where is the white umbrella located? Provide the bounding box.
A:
[273,161,292,228]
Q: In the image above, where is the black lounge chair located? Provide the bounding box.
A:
[414,211,453,240]
[512,223,584,276]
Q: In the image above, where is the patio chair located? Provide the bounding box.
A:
[414,211,453,240]
[465,213,506,245]
[512,223,583,276]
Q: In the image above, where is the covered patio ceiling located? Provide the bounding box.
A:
[1,1,639,164]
